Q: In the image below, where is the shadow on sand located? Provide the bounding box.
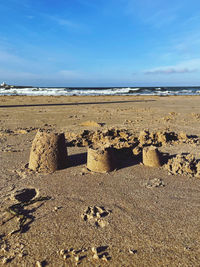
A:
[68,152,87,167]
[0,100,155,108]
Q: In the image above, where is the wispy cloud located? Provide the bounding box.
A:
[49,16,78,28]
[122,0,179,28]
[0,49,25,65]
[144,67,197,75]
[144,58,200,75]
[26,15,34,19]
[59,70,84,79]
[142,9,177,29]
[44,14,88,32]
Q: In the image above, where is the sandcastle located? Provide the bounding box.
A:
[29,130,68,173]
[87,146,116,173]
[142,146,161,167]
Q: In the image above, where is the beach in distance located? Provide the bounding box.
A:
[1,94,200,266]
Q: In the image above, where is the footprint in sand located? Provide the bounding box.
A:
[58,245,111,264]
[11,188,38,202]
[81,206,111,228]
[91,245,111,261]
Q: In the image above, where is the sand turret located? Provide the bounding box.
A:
[29,130,68,173]
[142,146,161,167]
[87,146,116,173]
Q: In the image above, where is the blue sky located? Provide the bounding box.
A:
[0,0,200,86]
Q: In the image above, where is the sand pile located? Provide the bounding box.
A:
[80,120,103,127]
[165,154,198,176]
[65,128,137,149]
[138,130,193,146]
[65,128,198,149]
[0,127,38,136]
[29,130,68,173]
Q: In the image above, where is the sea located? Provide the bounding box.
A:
[1,86,200,96]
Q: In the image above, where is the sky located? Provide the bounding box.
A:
[0,0,200,86]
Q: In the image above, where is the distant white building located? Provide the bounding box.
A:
[1,82,7,87]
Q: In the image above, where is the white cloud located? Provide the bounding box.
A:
[144,58,200,75]
[144,67,197,75]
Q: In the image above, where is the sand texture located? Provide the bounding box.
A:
[1,95,200,266]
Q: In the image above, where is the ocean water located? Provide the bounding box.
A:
[1,86,200,96]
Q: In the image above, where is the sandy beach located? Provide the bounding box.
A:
[1,95,200,266]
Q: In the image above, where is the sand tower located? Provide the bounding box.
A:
[29,130,68,173]
[87,146,116,173]
[142,146,161,167]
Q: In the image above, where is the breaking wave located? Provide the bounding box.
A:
[1,86,200,96]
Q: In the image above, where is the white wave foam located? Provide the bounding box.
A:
[0,87,200,96]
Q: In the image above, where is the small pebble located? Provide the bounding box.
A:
[91,247,97,253]
[2,257,9,264]
[184,246,191,251]
[102,255,108,262]
[129,248,137,254]
[36,261,42,267]
[93,253,99,260]
[71,249,76,255]
[63,254,68,260]
[74,255,79,262]
[1,248,7,253]
[60,249,65,256]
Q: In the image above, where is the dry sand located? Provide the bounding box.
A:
[0,95,200,266]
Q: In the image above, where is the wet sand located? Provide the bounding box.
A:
[0,95,200,266]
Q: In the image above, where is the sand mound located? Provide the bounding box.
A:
[80,121,102,127]
[65,128,137,148]
[65,128,198,149]
[29,130,68,173]
[165,154,197,176]
[139,130,180,146]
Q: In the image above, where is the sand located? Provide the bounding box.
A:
[0,95,200,266]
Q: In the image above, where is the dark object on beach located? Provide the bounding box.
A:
[29,130,68,173]
[13,188,37,203]
[6,195,51,234]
